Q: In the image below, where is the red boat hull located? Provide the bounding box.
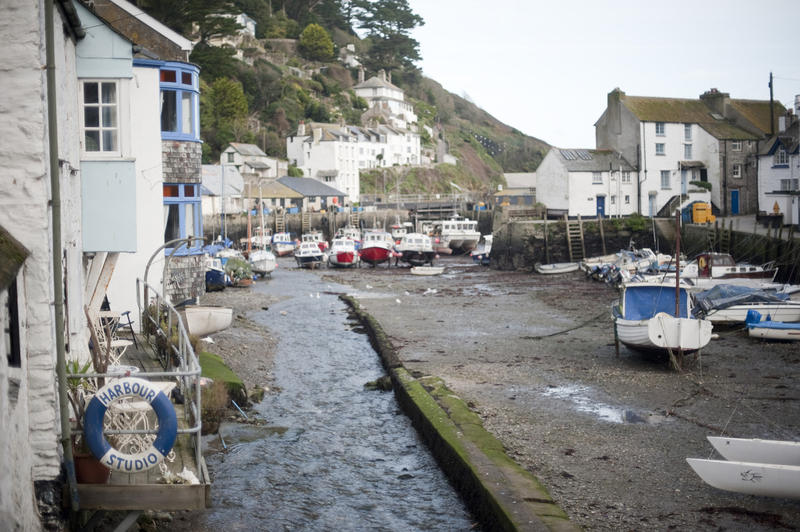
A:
[360,246,391,265]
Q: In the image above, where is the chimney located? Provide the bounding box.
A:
[379,69,386,82]
[387,70,391,84]
[297,120,306,136]
[795,94,800,116]
[699,88,730,115]
[313,127,322,143]
[779,115,787,133]
[358,66,364,84]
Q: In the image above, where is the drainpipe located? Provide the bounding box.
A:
[722,141,728,215]
[46,0,80,511]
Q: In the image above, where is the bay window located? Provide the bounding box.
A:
[163,183,202,253]
[160,64,199,141]
[82,80,119,154]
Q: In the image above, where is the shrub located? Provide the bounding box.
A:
[298,24,334,61]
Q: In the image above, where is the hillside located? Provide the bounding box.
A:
[138,0,549,196]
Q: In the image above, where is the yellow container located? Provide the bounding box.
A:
[692,202,715,224]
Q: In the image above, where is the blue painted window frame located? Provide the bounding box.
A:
[160,62,199,141]
[164,183,203,255]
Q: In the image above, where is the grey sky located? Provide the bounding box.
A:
[407,0,800,149]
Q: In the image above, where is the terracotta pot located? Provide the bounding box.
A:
[73,452,110,484]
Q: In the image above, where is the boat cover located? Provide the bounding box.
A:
[623,285,689,320]
[694,284,788,314]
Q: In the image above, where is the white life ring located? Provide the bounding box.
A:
[83,377,178,473]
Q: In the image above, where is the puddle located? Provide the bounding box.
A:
[542,385,663,425]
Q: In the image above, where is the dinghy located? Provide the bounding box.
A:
[686,458,800,499]
[535,262,580,275]
[707,436,800,466]
[410,266,444,276]
[745,310,800,341]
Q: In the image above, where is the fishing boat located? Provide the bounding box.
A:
[327,237,360,268]
[334,226,362,249]
[294,241,326,269]
[410,265,444,276]
[745,310,800,341]
[390,222,412,243]
[471,234,493,266]
[180,305,233,337]
[271,232,296,257]
[613,281,713,355]
[302,231,328,252]
[396,233,436,267]
[693,285,800,323]
[535,262,580,275]
[681,252,778,285]
[249,248,276,277]
[429,217,481,254]
[204,256,227,292]
[360,230,396,267]
[686,458,800,499]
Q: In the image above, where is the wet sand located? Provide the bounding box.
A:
[205,255,800,531]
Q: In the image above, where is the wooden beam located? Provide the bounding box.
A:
[76,484,207,511]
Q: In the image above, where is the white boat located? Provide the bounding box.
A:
[334,226,362,249]
[745,310,800,341]
[294,241,325,269]
[180,305,233,337]
[535,262,580,275]
[396,233,436,267]
[471,234,492,266]
[301,231,328,252]
[410,266,444,276]
[271,232,296,257]
[613,282,713,355]
[707,436,800,466]
[430,217,481,254]
[360,230,396,267]
[686,458,800,499]
[249,248,276,277]
[390,222,412,242]
[694,285,800,323]
[679,252,778,288]
[327,238,360,268]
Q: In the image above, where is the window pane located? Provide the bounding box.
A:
[184,185,196,197]
[164,204,180,242]
[181,92,192,134]
[102,130,117,151]
[163,185,179,197]
[84,106,99,127]
[101,83,116,104]
[182,72,192,85]
[102,105,117,127]
[84,83,98,104]
[161,90,177,132]
[85,131,100,151]
[160,70,177,83]
[185,203,195,237]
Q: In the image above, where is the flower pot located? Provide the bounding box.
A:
[73,452,110,484]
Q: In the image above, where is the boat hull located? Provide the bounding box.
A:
[360,245,392,266]
[686,458,800,499]
[748,324,800,341]
[295,255,324,269]
[399,251,436,267]
[180,306,233,337]
[706,303,800,324]
[707,436,800,466]
[535,262,580,275]
[249,250,277,275]
[411,266,444,276]
[616,313,713,354]
[329,251,358,268]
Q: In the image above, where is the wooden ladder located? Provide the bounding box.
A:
[718,220,732,253]
[349,210,360,229]
[301,211,311,234]
[565,214,585,262]
[275,211,285,233]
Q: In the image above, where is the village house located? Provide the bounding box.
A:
[495,172,537,207]
[201,164,246,241]
[277,176,347,212]
[757,102,800,226]
[595,88,783,217]
[221,142,289,195]
[536,148,641,218]
[354,68,417,129]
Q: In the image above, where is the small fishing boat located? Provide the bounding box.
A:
[294,241,326,269]
[301,231,328,252]
[249,248,277,277]
[429,217,481,254]
[204,256,227,292]
[681,252,778,286]
[334,226,362,249]
[686,458,800,499]
[535,262,580,275]
[327,238,360,268]
[396,233,436,267]
[271,232,296,257]
[410,266,444,276]
[471,235,493,266]
[745,310,800,341]
[180,305,233,337]
[360,230,396,267]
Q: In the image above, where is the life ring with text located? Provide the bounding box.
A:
[698,256,707,269]
[83,377,177,473]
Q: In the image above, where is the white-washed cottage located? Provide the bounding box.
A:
[354,68,417,129]
[536,148,639,218]
[757,106,800,225]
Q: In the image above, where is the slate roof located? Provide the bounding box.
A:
[277,177,346,197]
[201,165,244,196]
[758,121,800,156]
[621,95,764,140]
[729,99,785,136]
[354,74,401,92]
[228,142,268,157]
[551,149,637,172]
[252,180,303,199]
[245,160,270,169]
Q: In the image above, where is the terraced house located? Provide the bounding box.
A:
[595,88,785,217]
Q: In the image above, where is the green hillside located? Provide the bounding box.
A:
[136,0,549,195]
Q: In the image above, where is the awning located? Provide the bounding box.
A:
[679,160,705,169]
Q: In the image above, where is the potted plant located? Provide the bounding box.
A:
[66,357,111,484]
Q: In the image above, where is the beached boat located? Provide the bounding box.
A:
[471,234,493,266]
[271,232,296,257]
[294,241,326,269]
[429,217,481,254]
[745,310,800,341]
[612,282,713,355]
[302,231,328,252]
[390,222,412,243]
[327,237,360,268]
[693,285,800,323]
[707,436,800,465]
[360,230,396,267]
[396,233,436,267]
[410,266,444,276]
[535,262,580,275]
[180,305,233,337]
[249,248,276,277]
[686,458,800,499]
[204,256,227,292]
[334,226,362,249]
[681,252,777,285]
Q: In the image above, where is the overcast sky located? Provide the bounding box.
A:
[406,0,800,149]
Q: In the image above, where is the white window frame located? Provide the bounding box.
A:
[655,122,665,136]
[684,124,692,141]
[655,143,665,156]
[660,170,671,190]
[775,147,789,166]
[684,144,692,159]
[81,80,121,156]
[732,164,742,179]
[592,172,602,184]
[731,141,742,151]
[621,171,631,184]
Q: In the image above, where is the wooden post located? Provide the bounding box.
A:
[598,216,606,255]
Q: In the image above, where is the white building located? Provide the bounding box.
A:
[757,112,800,225]
[354,68,417,129]
[535,148,640,218]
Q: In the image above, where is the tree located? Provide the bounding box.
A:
[202,78,250,160]
[298,23,335,61]
[137,0,242,43]
[352,0,423,72]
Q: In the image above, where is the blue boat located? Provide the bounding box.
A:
[745,310,800,341]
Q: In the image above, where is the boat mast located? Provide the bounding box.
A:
[675,210,681,318]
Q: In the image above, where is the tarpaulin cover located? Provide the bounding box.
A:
[623,285,688,320]
[694,284,788,314]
